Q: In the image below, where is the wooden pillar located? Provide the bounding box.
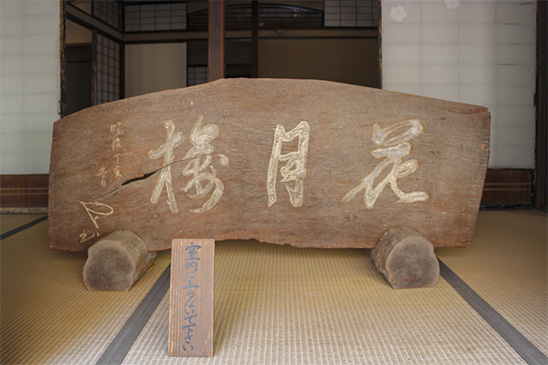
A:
[208,0,225,82]
[251,0,259,78]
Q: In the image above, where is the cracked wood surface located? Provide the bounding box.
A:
[49,79,490,252]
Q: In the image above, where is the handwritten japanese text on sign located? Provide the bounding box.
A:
[169,238,214,357]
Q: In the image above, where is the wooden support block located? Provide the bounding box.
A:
[83,230,156,291]
[369,227,439,289]
[169,239,214,357]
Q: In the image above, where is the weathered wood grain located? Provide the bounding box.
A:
[169,239,214,357]
[369,227,439,289]
[49,78,490,252]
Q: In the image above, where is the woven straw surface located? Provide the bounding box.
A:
[437,210,547,356]
[2,211,545,364]
[124,240,525,364]
[0,214,44,234]
[1,218,171,365]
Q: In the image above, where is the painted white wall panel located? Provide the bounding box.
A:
[24,113,57,133]
[0,114,24,134]
[422,84,459,101]
[0,0,60,174]
[422,2,458,23]
[382,24,421,43]
[24,74,58,94]
[1,17,24,35]
[459,44,496,65]
[1,56,24,74]
[496,3,535,24]
[1,75,24,94]
[1,133,25,153]
[24,132,53,152]
[460,65,496,85]
[382,0,536,168]
[497,106,535,126]
[459,25,496,44]
[422,65,459,85]
[496,25,535,45]
[393,3,422,23]
[496,45,535,65]
[24,15,59,35]
[1,153,25,173]
[422,24,459,43]
[1,95,24,114]
[422,45,459,64]
[383,45,421,65]
[460,3,495,23]
[24,152,50,172]
[1,36,24,55]
[23,54,58,74]
[459,85,496,106]
[383,65,422,85]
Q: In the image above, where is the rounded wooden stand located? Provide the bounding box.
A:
[369,227,439,289]
[83,230,156,291]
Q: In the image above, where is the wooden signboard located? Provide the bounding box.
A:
[49,78,490,252]
[168,239,214,357]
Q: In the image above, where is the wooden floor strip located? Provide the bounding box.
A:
[440,259,548,365]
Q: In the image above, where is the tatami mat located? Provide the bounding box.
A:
[122,241,526,365]
[437,210,548,357]
[0,214,45,235]
[1,211,546,364]
[0,219,171,365]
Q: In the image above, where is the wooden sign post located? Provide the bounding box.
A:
[168,239,214,357]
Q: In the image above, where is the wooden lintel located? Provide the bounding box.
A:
[122,29,377,44]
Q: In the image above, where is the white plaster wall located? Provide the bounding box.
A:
[0,0,61,174]
[381,0,536,168]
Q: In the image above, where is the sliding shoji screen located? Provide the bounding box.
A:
[92,0,121,30]
[324,0,378,27]
[93,32,121,105]
[124,2,187,32]
[187,66,208,86]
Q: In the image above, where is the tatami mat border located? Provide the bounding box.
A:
[96,265,171,365]
[439,260,547,365]
[0,215,47,241]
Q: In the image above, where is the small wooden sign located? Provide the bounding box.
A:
[168,239,214,357]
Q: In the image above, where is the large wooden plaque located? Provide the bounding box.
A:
[49,79,490,252]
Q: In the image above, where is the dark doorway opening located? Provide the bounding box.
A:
[65,45,92,115]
